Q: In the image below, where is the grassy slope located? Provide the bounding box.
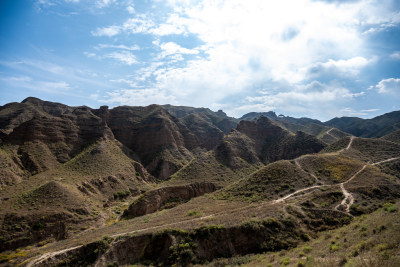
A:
[381,129,400,144]
[216,160,315,202]
[0,139,156,252]
[221,201,400,267]
[297,154,363,184]
[0,139,151,204]
[2,134,400,265]
[166,151,258,187]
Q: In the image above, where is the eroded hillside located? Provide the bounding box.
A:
[0,98,399,266]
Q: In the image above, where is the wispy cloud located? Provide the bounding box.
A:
[103,88,176,106]
[0,75,73,94]
[96,0,116,8]
[95,44,140,51]
[91,25,121,37]
[105,51,137,65]
[390,51,400,60]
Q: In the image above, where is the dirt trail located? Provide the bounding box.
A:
[26,246,83,267]
[325,128,338,140]
[27,154,400,266]
[295,158,318,183]
[346,136,355,150]
[334,157,400,212]
[337,136,355,154]
[371,157,400,166]
[273,185,323,204]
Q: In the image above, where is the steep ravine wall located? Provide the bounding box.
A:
[32,218,306,267]
[122,182,221,218]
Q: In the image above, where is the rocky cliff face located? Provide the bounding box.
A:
[122,182,220,218]
[0,99,326,183]
[216,116,325,167]
[0,99,203,180]
[104,105,199,179]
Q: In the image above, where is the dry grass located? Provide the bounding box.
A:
[212,201,400,267]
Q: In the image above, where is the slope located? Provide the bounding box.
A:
[325,110,400,138]
[0,139,154,252]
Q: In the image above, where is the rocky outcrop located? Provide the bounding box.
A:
[2,100,114,166]
[181,113,225,150]
[216,116,325,166]
[215,130,261,169]
[0,99,322,182]
[122,182,220,218]
[103,105,198,179]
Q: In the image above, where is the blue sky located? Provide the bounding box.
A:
[0,0,400,121]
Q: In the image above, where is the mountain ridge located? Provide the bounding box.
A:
[1,97,400,266]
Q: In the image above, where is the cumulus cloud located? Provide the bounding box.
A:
[93,0,398,117]
[126,6,135,14]
[375,78,400,94]
[157,42,199,57]
[229,81,365,118]
[305,57,373,78]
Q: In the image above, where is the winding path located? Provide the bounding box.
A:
[334,165,366,212]
[325,128,338,141]
[295,158,318,183]
[27,152,400,266]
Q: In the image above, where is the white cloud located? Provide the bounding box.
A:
[91,25,121,37]
[360,108,379,112]
[109,78,140,88]
[150,14,187,36]
[158,42,199,57]
[104,88,176,106]
[105,51,137,65]
[123,16,155,34]
[126,6,135,14]
[340,108,368,116]
[390,51,400,60]
[375,78,400,94]
[83,52,96,58]
[0,75,72,93]
[95,0,397,117]
[320,57,370,72]
[96,44,140,51]
[229,81,365,118]
[96,0,116,8]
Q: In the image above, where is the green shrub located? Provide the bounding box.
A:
[303,246,312,253]
[329,242,339,252]
[383,203,397,213]
[281,257,290,265]
[187,210,202,217]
